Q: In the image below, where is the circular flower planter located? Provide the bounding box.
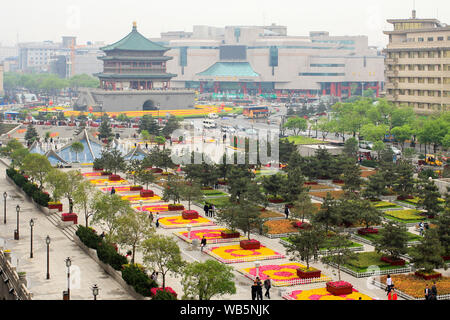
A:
[93,168,104,171]
[140,190,154,198]
[130,185,143,191]
[168,204,184,211]
[48,202,63,212]
[326,281,353,295]
[357,228,379,236]
[414,271,442,280]
[182,210,199,220]
[304,181,319,186]
[297,268,321,279]
[293,222,311,230]
[220,231,241,239]
[380,256,406,266]
[240,240,261,250]
[268,198,285,204]
[109,174,121,181]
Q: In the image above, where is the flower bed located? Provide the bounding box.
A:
[397,195,415,201]
[293,221,311,229]
[48,202,63,212]
[62,213,78,224]
[268,197,285,204]
[130,185,143,191]
[240,239,261,250]
[360,170,377,178]
[332,179,344,184]
[264,220,299,235]
[109,174,121,181]
[221,230,241,239]
[383,209,425,223]
[380,274,450,298]
[148,168,163,174]
[150,287,177,299]
[259,210,285,219]
[140,189,154,198]
[284,287,373,300]
[414,270,442,280]
[175,228,245,244]
[357,231,422,243]
[239,263,331,287]
[158,215,215,229]
[326,281,353,295]
[206,244,284,264]
[182,210,199,220]
[121,194,162,203]
[89,178,129,186]
[201,190,228,197]
[168,204,184,211]
[305,184,334,190]
[309,190,345,200]
[357,228,379,235]
[381,256,406,266]
[371,201,401,209]
[304,181,318,185]
[82,172,103,177]
[297,267,321,279]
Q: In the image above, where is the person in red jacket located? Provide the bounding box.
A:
[388,288,398,300]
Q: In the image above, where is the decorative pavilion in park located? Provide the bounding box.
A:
[96,22,176,91]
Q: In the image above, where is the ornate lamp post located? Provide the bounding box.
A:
[3,191,7,224]
[65,257,72,300]
[92,284,99,300]
[46,235,51,279]
[29,219,34,258]
[14,205,20,240]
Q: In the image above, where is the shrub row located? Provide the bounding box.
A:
[7,168,50,207]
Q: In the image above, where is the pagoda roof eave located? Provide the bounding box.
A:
[95,73,177,79]
[99,56,173,61]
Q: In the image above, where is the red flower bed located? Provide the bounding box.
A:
[149,168,163,174]
[358,228,379,235]
[297,268,321,279]
[397,195,414,200]
[201,187,213,190]
[48,203,63,212]
[293,221,311,229]
[381,256,406,266]
[140,189,154,198]
[218,180,228,185]
[240,240,261,250]
[268,198,285,204]
[168,204,184,211]
[93,168,104,171]
[61,213,78,224]
[150,287,177,299]
[109,174,121,181]
[442,256,450,261]
[130,185,143,191]
[304,181,319,185]
[220,231,241,239]
[332,179,344,184]
[326,281,353,295]
[415,271,442,280]
[182,210,199,220]
[101,171,112,176]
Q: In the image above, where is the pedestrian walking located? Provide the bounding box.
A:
[425,284,431,300]
[284,205,290,219]
[386,274,393,295]
[110,186,116,195]
[100,231,105,240]
[419,221,424,236]
[148,212,154,225]
[251,281,258,300]
[431,281,438,300]
[204,203,209,217]
[388,288,398,300]
[200,236,207,252]
[69,198,74,213]
[264,276,272,299]
[255,277,263,300]
[210,204,215,217]
[156,218,160,228]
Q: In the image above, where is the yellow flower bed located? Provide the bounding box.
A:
[121,194,162,203]
[158,215,215,229]
[383,209,424,221]
[207,244,284,263]
[285,287,374,300]
[380,274,450,298]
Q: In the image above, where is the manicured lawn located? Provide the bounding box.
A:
[358,231,422,243]
[282,237,363,251]
[398,197,445,206]
[284,136,325,145]
[201,196,231,208]
[201,189,228,197]
[0,123,19,135]
[380,274,450,298]
[345,252,408,273]
[383,209,426,223]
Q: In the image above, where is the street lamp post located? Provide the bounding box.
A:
[65,257,72,300]
[29,219,34,258]
[3,191,7,224]
[14,205,20,240]
[46,235,51,279]
[92,284,99,300]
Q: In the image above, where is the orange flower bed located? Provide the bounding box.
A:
[361,171,377,178]
[264,220,299,235]
[260,210,285,219]
[380,274,450,298]
[305,184,333,190]
[309,190,345,199]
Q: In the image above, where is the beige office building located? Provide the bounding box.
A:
[384,10,450,114]
[0,63,4,96]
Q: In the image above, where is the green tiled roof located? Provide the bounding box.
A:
[101,24,169,52]
[197,62,260,78]
[99,56,172,61]
[95,73,176,79]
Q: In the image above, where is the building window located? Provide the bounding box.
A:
[179,46,188,67]
[428,37,434,41]
[418,65,425,71]
[428,78,435,84]
[428,65,435,71]
[438,37,444,41]
[269,46,279,67]
[298,73,345,76]
[418,38,424,42]
[408,77,415,83]
[408,65,414,71]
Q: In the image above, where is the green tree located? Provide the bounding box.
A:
[261,173,285,198]
[312,193,340,233]
[161,116,180,137]
[100,148,126,175]
[21,153,52,188]
[283,116,308,136]
[283,226,325,269]
[98,113,114,142]
[416,177,442,218]
[126,159,143,186]
[362,172,386,200]
[45,169,68,202]
[142,235,185,289]
[392,160,415,198]
[343,137,359,158]
[391,125,413,150]
[10,147,29,170]
[141,130,151,142]
[373,221,409,259]
[183,163,220,187]
[436,209,450,256]
[24,124,39,143]
[92,193,133,240]
[136,169,156,190]
[181,260,236,300]
[341,162,363,194]
[69,74,99,89]
[291,191,317,222]
[163,175,184,204]
[321,232,357,281]
[70,141,84,162]
[114,211,155,264]
[73,180,99,227]
[139,115,160,136]
[180,181,203,210]
[280,167,306,204]
[409,229,446,273]
[61,170,84,213]
[356,199,382,229]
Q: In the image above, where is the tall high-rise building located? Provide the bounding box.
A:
[0,63,4,95]
[384,10,450,113]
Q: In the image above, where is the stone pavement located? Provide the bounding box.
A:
[0,161,133,300]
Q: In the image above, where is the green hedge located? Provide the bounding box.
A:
[361,160,377,168]
[121,264,158,297]
[6,168,49,207]
[96,241,128,271]
[76,225,102,249]
[152,290,177,300]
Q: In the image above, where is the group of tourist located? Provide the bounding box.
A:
[251,276,272,300]
[203,203,215,217]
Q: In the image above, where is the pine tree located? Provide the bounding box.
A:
[392,160,415,198]
[409,229,445,273]
[25,124,39,143]
[362,172,386,200]
[98,114,113,141]
[342,162,363,193]
[373,221,409,259]
[313,193,340,233]
[416,177,442,218]
[436,209,450,257]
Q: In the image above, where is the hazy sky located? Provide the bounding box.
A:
[1,0,449,48]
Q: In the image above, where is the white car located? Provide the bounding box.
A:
[391,146,402,155]
[208,113,219,119]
